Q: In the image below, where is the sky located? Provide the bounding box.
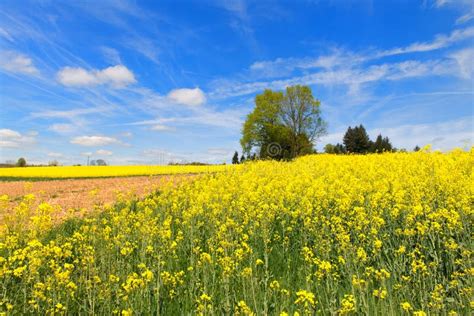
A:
[0,0,473,165]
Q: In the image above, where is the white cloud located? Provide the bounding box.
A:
[47,152,63,158]
[96,65,136,88]
[96,149,113,156]
[70,136,120,146]
[48,123,77,134]
[167,88,206,106]
[0,128,36,148]
[150,124,173,131]
[450,47,474,78]
[0,51,39,75]
[57,65,136,88]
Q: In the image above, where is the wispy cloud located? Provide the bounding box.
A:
[377,27,474,57]
[216,0,259,53]
[247,27,474,81]
[100,46,122,65]
[211,42,469,99]
[0,27,14,42]
[430,0,474,24]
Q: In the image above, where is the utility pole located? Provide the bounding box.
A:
[87,155,90,166]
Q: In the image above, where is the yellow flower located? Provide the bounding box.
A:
[400,302,412,311]
[338,294,355,314]
[373,239,382,250]
[295,290,316,308]
[372,288,387,299]
[121,309,132,316]
[235,300,254,315]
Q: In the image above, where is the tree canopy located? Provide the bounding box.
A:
[241,85,326,159]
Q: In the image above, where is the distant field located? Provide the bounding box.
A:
[0,165,230,180]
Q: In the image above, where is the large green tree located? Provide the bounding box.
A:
[241,85,326,159]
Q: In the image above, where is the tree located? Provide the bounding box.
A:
[232,151,239,164]
[371,134,393,153]
[324,143,346,154]
[279,85,327,157]
[241,85,326,160]
[48,160,59,166]
[96,159,107,166]
[343,125,371,153]
[324,144,336,154]
[334,143,346,154]
[240,154,246,163]
[414,145,420,152]
[16,157,26,167]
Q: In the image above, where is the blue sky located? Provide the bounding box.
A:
[0,0,473,165]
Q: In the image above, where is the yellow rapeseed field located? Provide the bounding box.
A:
[0,150,472,315]
[0,165,229,179]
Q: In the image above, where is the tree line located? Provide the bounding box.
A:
[325,124,393,154]
[232,85,420,163]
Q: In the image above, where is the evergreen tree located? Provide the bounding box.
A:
[334,143,346,154]
[232,151,239,164]
[381,136,393,152]
[414,145,420,152]
[343,125,371,153]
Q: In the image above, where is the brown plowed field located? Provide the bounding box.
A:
[0,174,195,224]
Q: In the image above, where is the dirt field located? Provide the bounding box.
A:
[0,174,195,223]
